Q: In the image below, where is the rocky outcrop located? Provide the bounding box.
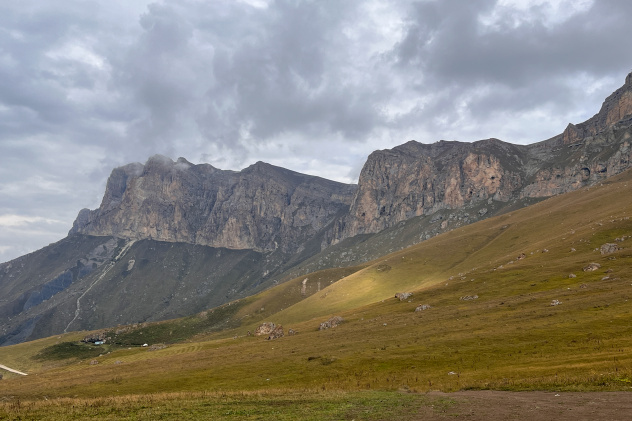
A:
[319,316,343,330]
[254,322,277,336]
[562,72,632,144]
[70,73,632,251]
[395,292,413,301]
[335,139,526,239]
[71,158,356,254]
[600,243,619,255]
[333,72,632,240]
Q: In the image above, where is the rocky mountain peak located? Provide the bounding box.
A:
[70,157,356,253]
[562,72,632,144]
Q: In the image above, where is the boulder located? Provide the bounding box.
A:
[267,325,284,340]
[395,292,413,301]
[583,263,601,272]
[255,322,277,336]
[600,243,619,255]
[319,316,344,330]
[415,304,431,312]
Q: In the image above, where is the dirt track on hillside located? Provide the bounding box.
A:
[0,364,27,376]
[416,391,632,421]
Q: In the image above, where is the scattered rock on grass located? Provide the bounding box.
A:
[583,263,601,272]
[395,292,413,301]
[569,273,577,278]
[550,299,561,306]
[255,322,277,336]
[460,295,478,301]
[600,243,620,255]
[415,304,431,312]
[89,360,99,365]
[267,325,284,340]
[319,316,344,330]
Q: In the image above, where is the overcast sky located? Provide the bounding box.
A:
[1,0,631,263]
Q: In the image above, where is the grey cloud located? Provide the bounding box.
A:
[1,0,632,262]
[397,0,631,87]
[388,0,632,141]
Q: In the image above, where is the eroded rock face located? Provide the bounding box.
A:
[319,316,343,330]
[71,159,356,253]
[336,139,526,239]
[71,74,632,254]
[333,73,632,240]
[563,73,632,144]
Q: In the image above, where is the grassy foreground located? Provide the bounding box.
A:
[0,390,455,421]
[2,170,632,418]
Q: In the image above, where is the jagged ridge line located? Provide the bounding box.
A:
[63,240,135,333]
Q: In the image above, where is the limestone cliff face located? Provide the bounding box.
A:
[336,72,632,240]
[562,72,632,144]
[338,139,526,238]
[71,157,356,253]
[73,73,632,249]
[521,72,632,198]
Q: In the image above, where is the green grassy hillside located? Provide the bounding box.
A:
[1,169,632,418]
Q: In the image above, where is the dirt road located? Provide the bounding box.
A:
[418,390,632,421]
[0,364,27,376]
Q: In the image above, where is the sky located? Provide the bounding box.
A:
[1,0,631,263]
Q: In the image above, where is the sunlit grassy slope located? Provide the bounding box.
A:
[2,169,632,403]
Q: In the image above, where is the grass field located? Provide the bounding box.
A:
[0,390,457,420]
[1,170,632,418]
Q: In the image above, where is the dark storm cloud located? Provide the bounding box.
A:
[1,0,632,262]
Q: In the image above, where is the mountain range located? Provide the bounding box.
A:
[1,71,631,347]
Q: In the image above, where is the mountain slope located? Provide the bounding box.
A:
[1,72,631,347]
[1,166,632,401]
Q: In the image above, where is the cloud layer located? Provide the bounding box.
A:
[1,0,631,262]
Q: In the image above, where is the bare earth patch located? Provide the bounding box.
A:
[418,391,632,421]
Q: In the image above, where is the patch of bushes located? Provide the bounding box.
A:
[33,342,105,361]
